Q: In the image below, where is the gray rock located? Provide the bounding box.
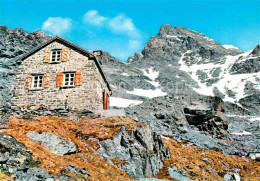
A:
[0,133,58,180]
[45,179,55,181]
[26,131,76,155]
[248,152,260,161]
[249,44,260,57]
[230,57,260,74]
[15,167,52,181]
[97,125,170,178]
[60,165,90,179]
[224,173,241,181]
[202,157,211,162]
[168,166,193,181]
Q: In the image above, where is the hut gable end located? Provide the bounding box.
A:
[12,36,111,111]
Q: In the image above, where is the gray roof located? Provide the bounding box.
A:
[18,35,112,93]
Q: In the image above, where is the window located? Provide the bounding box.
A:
[50,49,61,62]
[63,73,75,86]
[32,75,44,88]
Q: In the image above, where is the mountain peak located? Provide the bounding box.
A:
[31,30,51,39]
[130,24,243,62]
[158,24,193,36]
[250,44,260,57]
[0,25,12,34]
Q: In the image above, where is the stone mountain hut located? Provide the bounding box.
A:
[12,36,112,111]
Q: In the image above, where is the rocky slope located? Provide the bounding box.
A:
[0,25,51,62]
[0,116,259,180]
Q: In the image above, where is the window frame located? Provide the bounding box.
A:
[62,72,76,87]
[50,49,62,63]
[31,74,44,89]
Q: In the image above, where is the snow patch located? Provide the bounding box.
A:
[142,68,159,81]
[121,72,129,76]
[223,44,239,50]
[249,117,260,122]
[126,67,167,98]
[231,131,252,135]
[127,88,167,99]
[110,97,143,108]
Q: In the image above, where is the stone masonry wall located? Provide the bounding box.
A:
[11,41,109,111]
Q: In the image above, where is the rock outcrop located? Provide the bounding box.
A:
[125,94,254,156]
[97,124,170,178]
[0,133,63,180]
[27,131,76,156]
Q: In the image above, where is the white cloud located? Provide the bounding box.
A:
[42,11,144,61]
[108,14,140,37]
[81,11,144,61]
[82,10,140,38]
[83,10,107,26]
[129,40,142,49]
[42,17,72,35]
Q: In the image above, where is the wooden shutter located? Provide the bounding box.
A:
[103,89,108,110]
[61,48,68,61]
[56,72,63,87]
[75,71,82,86]
[43,50,51,63]
[43,73,50,88]
[25,74,32,89]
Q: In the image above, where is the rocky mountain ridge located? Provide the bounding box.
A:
[0,25,51,61]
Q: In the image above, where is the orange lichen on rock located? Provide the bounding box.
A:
[156,138,260,181]
[111,158,129,166]
[0,116,137,181]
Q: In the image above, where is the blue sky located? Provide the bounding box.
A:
[0,0,260,61]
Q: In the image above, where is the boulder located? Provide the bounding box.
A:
[26,131,76,155]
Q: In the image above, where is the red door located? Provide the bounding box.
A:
[103,89,108,110]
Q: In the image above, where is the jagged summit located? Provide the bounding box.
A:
[250,44,260,57]
[130,24,243,62]
[158,24,198,36]
[0,25,51,60]
[0,25,49,38]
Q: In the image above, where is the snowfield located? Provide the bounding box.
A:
[179,50,260,104]
[110,97,143,108]
[126,88,167,99]
[126,68,167,99]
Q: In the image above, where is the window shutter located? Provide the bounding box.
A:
[56,72,63,87]
[61,48,68,61]
[43,50,51,63]
[25,74,32,89]
[75,71,82,86]
[43,73,50,88]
